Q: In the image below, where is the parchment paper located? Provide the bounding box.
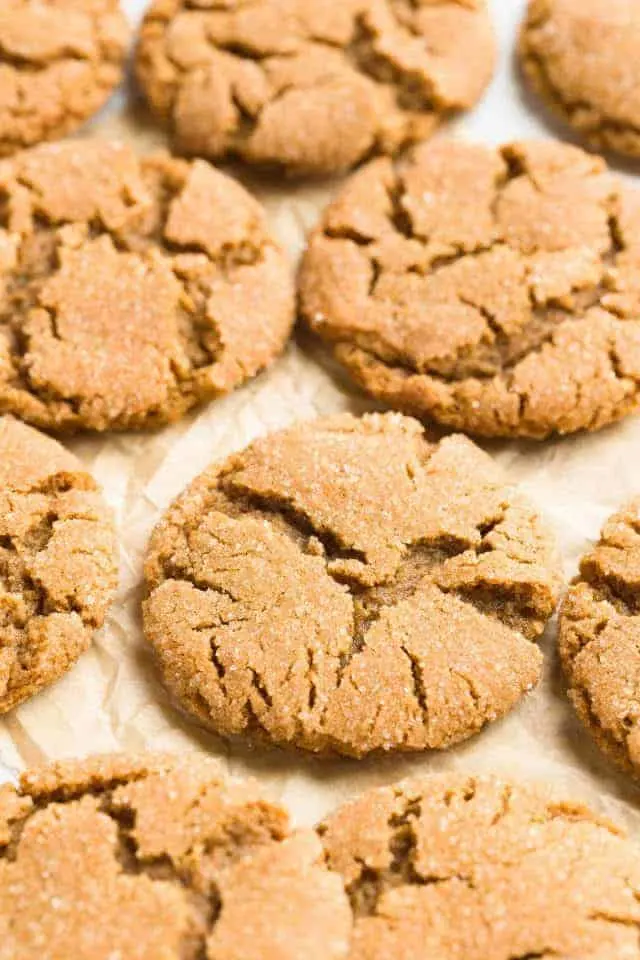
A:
[3,0,640,837]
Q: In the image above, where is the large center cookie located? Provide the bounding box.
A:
[143,413,562,758]
[0,0,130,156]
[520,0,640,159]
[0,139,294,432]
[0,753,352,959]
[0,416,117,713]
[135,0,496,175]
[319,774,640,958]
[300,139,640,439]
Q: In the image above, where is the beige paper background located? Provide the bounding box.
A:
[3,0,640,836]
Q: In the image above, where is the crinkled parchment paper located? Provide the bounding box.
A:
[3,0,640,836]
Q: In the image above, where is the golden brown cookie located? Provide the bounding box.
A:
[0,0,130,157]
[0,416,117,713]
[0,139,294,432]
[559,498,640,778]
[143,412,562,758]
[134,0,496,176]
[319,773,640,958]
[300,138,640,439]
[520,0,640,159]
[0,752,352,959]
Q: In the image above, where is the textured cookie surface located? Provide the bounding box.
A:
[0,0,130,157]
[300,139,640,439]
[319,773,640,958]
[559,499,640,777]
[135,0,496,175]
[0,753,352,959]
[0,416,117,713]
[0,139,294,432]
[520,0,640,158]
[143,412,562,757]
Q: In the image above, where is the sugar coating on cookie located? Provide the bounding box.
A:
[520,0,640,158]
[143,412,562,758]
[0,753,352,959]
[300,139,640,439]
[319,774,640,958]
[559,499,640,778]
[0,139,294,432]
[0,0,130,157]
[0,416,117,713]
[135,0,496,175]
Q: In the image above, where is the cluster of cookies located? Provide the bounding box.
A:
[3,0,640,955]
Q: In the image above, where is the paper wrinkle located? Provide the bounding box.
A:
[2,0,640,836]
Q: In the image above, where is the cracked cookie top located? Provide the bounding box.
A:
[0,416,117,713]
[300,138,640,439]
[319,773,640,959]
[0,139,294,432]
[559,499,640,779]
[143,412,562,758]
[520,0,640,159]
[0,0,130,157]
[134,0,496,176]
[0,753,352,959]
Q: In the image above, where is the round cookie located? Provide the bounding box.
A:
[143,412,562,758]
[0,0,130,157]
[559,498,640,778]
[0,753,352,959]
[0,416,117,712]
[319,773,640,958]
[0,139,294,432]
[520,0,640,159]
[134,0,496,176]
[300,138,640,439]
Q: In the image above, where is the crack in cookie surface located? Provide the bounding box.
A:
[134,0,496,175]
[143,412,562,757]
[0,416,117,712]
[0,139,294,431]
[299,138,640,438]
[318,774,640,958]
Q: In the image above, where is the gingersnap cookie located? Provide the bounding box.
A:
[0,753,352,959]
[319,773,640,958]
[300,138,640,439]
[0,416,117,712]
[520,0,640,159]
[143,412,562,758]
[134,0,496,176]
[0,0,130,157]
[0,139,294,432]
[559,498,640,778]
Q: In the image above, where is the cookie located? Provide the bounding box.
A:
[0,0,130,157]
[520,0,640,159]
[559,498,640,778]
[143,412,562,758]
[300,138,640,439]
[0,139,294,432]
[0,416,117,712]
[319,773,640,958]
[0,753,352,959]
[134,0,496,176]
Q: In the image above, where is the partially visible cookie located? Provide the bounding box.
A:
[134,0,496,176]
[319,773,640,958]
[559,499,640,777]
[143,412,562,758]
[520,0,640,158]
[0,139,294,432]
[0,0,130,157]
[300,138,640,439]
[0,416,117,712]
[0,753,352,959]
